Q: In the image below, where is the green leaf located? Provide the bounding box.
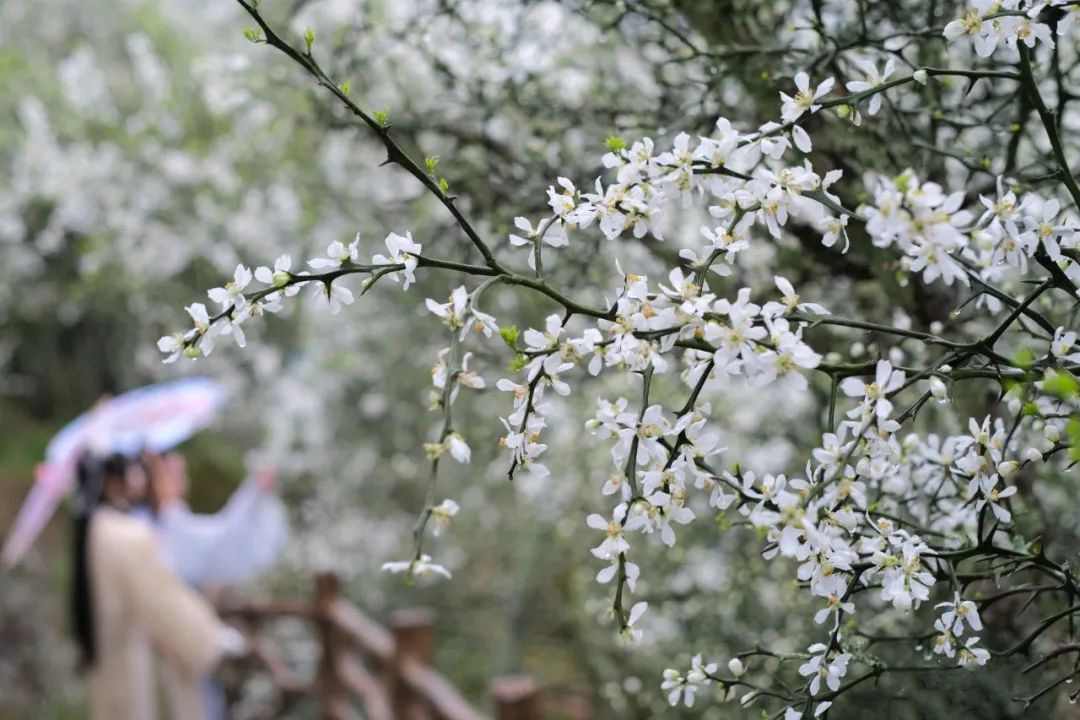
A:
[304,27,315,53]
[425,155,439,176]
[603,135,626,152]
[509,353,527,373]
[243,27,263,43]
[1044,372,1079,399]
[438,177,449,194]
[1013,346,1036,369]
[373,108,390,127]
[1068,419,1080,462]
[339,80,350,96]
[499,325,519,349]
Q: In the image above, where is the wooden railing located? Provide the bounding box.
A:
[217,571,580,720]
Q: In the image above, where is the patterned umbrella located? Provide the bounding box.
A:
[1,377,226,566]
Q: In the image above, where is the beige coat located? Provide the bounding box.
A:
[87,508,227,720]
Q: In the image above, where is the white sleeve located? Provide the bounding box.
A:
[157,480,288,586]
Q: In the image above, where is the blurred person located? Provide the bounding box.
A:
[142,451,287,587]
[141,451,288,720]
[70,453,246,720]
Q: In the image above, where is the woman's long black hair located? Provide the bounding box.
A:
[69,452,127,669]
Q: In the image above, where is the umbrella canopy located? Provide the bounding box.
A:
[1,377,226,567]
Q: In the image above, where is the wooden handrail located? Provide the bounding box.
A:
[390,608,436,720]
[491,676,539,720]
[315,573,353,720]
[219,598,312,619]
[218,571,572,720]
[401,658,487,720]
[249,635,308,696]
[338,653,393,720]
[326,598,394,663]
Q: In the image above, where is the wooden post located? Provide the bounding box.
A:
[391,608,435,720]
[315,572,356,720]
[491,676,540,720]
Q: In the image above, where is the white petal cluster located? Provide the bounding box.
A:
[932,592,990,668]
[372,231,422,290]
[158,260,293,361]
[660,654,718,708]
[381,554,452,581]
[863,172,1079,296]
[944,1,1063,57]
[160,230,424,362]
[844,57,896,116]
[152,39,1080,713]
[780,72,835,124]
[532,109,852,255]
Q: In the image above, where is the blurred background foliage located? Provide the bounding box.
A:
[0,0,1074,718]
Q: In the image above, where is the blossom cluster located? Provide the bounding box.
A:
[658,358,1032,714]
[158,23,1080,711]
[157,232,420,361]
[863,172,1078,297]
[508,83,851,270]
[944,1,1070,57]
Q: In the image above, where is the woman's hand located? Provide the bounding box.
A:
[145,452,186,508]
[252,466,277,492]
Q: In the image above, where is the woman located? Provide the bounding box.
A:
[142,451,287,720]
[71,453,245,720]
[143,451,287,587]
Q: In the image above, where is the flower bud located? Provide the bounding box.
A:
[929,376,947,402]
[998,460,1019,477]
[913,69,928,85]
[929,320,943,335]
[850,341,865,358]
[1044,424,1061,443]
[1007,397,1022,415]
[271,270,291,287]
[1024,447,1043,463]
[728,658,745,677]
[739,691,758,707]
[183,345,200,359]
